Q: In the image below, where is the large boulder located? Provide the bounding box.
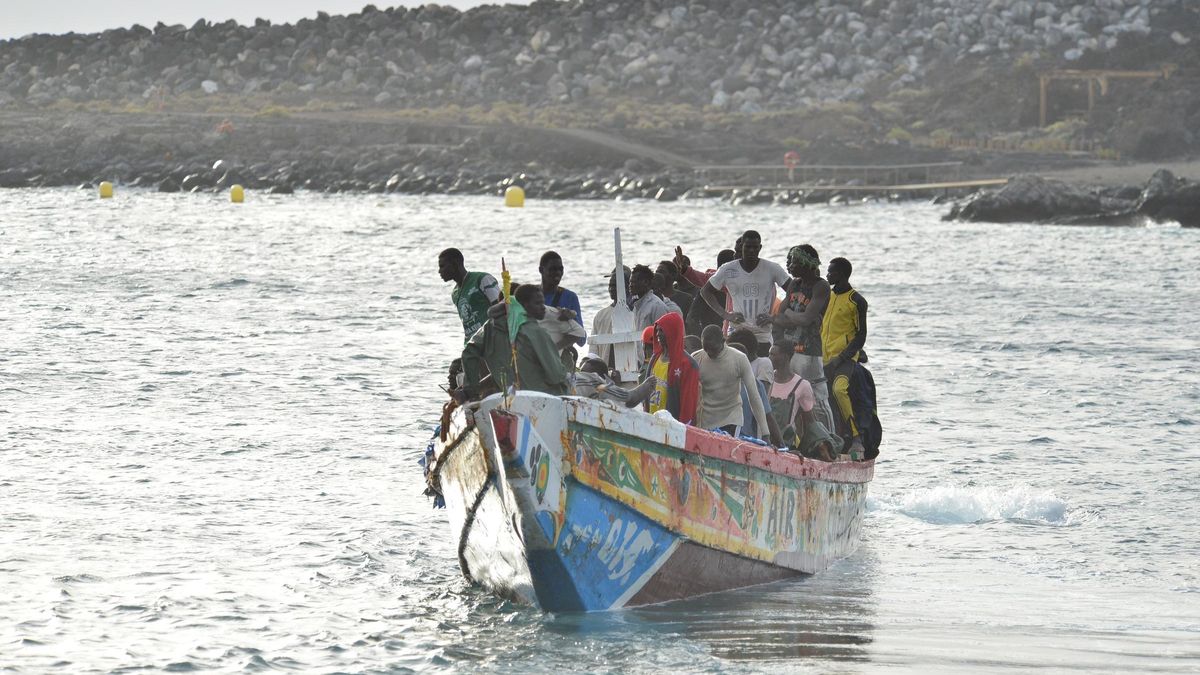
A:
[1136,169,1200,227]
[951,175,1104,223]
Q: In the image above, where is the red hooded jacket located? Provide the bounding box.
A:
[648,312,700,425]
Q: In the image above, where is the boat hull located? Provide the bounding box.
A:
[430,392,872,612]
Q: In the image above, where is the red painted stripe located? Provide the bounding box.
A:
[682,427,873,483]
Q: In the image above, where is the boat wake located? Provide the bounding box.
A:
[868,483,1069,525]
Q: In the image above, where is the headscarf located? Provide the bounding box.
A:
[787,245,820,270]
[648,312,700,425]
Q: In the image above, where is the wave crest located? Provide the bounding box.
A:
[869,484,1069,525]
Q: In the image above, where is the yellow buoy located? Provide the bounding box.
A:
[98,181,114,199]
[504,185,525,208]
[230,184,244,203]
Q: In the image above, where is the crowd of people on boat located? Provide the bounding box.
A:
[437,229,880,462]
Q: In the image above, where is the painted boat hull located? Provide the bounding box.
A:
[430,392,873,612]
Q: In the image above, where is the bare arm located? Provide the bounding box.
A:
[701,281,742,323]
[623,376,659,408]
[775,279,830,328]
[839,293,868,362]
[739,357,776,445]
[760,381,784,448]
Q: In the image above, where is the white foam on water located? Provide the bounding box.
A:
[868,483,1069,525]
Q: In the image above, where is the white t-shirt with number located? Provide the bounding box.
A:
[708,259,790,343]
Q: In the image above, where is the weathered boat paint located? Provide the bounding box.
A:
[429,391,873,612]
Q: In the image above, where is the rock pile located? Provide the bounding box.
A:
[0,0,1187,111]
[946,170,1200,226]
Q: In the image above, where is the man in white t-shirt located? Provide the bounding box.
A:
[699,230,790,356]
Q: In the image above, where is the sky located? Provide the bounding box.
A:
[2,1,522,40]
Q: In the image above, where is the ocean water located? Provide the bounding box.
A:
[1,188,1197,673]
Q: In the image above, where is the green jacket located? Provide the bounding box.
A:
[462,319,515,395]
[514,320,569,396]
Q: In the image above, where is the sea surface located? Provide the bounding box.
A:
[2,188,1198,673]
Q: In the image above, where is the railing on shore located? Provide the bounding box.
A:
[694,161,964,190]
[691,161,1000,195]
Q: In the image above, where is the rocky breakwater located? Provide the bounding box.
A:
[0,0,1185,112]
[946,170,1200,227]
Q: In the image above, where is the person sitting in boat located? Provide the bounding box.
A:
[539,250,586,351]
[821,257,869,459]
[512,284,570,396]
[623,312,700,425]
[769,339,838,462]
[695,325,781,446]
[573,355,658,407]
[437,247,501,342]
[458,297,516,401]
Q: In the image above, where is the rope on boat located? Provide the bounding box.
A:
[423,399,467,509]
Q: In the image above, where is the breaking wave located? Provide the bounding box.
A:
[869,483,1069,525]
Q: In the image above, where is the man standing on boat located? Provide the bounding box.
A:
[821,257,869,459]
[589,266,629,371]
[512,284,570,396]
[539,251,586,348]
[628,265,669,334]
[438,247,501,342]
[695,325,780,446]
[771,244,838,435]
[655,260,693,321]
[700,230,791,356]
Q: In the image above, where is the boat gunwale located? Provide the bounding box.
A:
[562,396,874,485]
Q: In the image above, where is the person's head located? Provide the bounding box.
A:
[787,244,821,278]
[734,236,744,259]
[727,327,758,357]
[827,257,853,287]
[717,248,736,267]
[448,357,463,390]
[607,265,631,302]
[741,230,762,265]
[654,323,669,354]
[514,284,546,320]
[770,339,795,372]
[629,264,654,299]
[437,247,465,282]
[579,355,607,375]
[653,312,685,358]
[701,324,724,358]
[656,260,679,287]
[651,271,671,298]
[539,251,564,291]
[684,335,702,354]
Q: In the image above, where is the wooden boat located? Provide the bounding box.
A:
[427,390,874,612]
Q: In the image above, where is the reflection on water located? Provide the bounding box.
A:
[631,554,877,664]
